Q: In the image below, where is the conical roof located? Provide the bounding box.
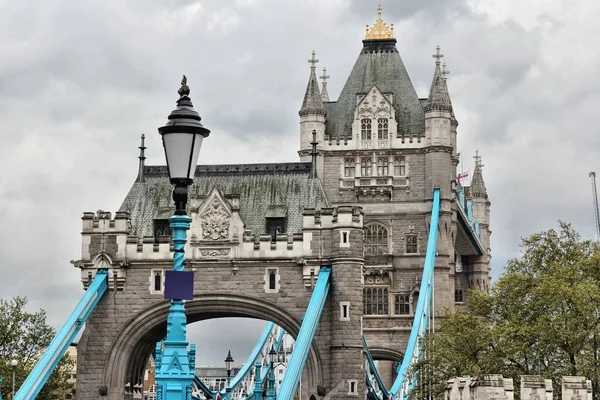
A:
[470,150,488,198]
[299,51,325,117]
[425,46,453,113]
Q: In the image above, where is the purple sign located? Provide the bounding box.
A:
[164,270,195,300]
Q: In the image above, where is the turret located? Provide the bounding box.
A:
[470,150,491,249]
[424,46,454,199]
[298,51,325,177]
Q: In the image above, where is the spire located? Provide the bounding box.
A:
[136,134,146,183]
[320,67,330,102]
[365,4,394,40]
[299,51,325,117]
[310,130,318,178]
[425,45,453,113]
[442,61,459,127]
[470,150,488,198]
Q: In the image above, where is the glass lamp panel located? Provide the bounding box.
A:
[162,133,194,180]
[187,133,204,180]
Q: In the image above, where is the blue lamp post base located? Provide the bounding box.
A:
[155,215,196,400]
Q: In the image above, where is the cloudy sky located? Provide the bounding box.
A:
[0,0,598,366]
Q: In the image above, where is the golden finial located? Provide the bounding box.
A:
[365,4,395,40]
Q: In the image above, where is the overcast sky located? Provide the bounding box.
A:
[0,0,598,367]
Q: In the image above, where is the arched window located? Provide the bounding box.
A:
[405,234,418,254]
[361,118,372,140]
[394,158,406,176]
[361,159,372,177]
[412,291,420,314]
[363,287,389,315]
[455,289,464,303]
[364,223,388,255]
[377,118,389,139]
[344,159,356,177]
[394,294,410,315]
[377,158,389,176]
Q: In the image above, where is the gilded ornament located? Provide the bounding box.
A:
[365,5,395,40]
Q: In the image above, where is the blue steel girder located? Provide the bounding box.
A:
[15,269,109,400]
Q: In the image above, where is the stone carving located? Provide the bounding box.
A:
[200,249,230,257]
[200,199,230,241]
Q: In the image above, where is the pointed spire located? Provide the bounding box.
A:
[425,45,452,113]
[299,51,325,117]
[470,149,488,198]
[320,67,330,102]
[136,134,146,183]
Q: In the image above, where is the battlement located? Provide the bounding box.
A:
[82,210,129,233]
[445,375,592,400]
[302,205,363,229]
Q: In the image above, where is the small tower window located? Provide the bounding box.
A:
[455,289,464,303]
[269,270,276,290]
[394,294,410,315]
[377,158,389,176]
[405,234,418,254]
[361,118,372,140]
[377,118,389,139]
[361,159,372,177]
[344,159,356,177]
[265,268,280,293]
[394,158,406,176]
[150,270,164,294]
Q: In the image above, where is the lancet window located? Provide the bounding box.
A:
[377,158,389,176]
[394,158,406,176]
[344,159,356,177]
[363,287,389,315]
[377,118,389,139]
[364,223,388,255]
[361,159,372,177]
[405,234,418,254]
[394,294,410,315]
[361,118,372,140]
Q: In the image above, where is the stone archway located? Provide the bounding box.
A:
[102,293,324,399]
[369,347,404,391]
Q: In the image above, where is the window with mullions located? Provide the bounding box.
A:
[364,223,388,255]
[377,118,389,139]
[361,159,372,176]
[377,158,389,176]
[361,118,372,140]
[405,234,418,254]
[344,159,356,177]
[394,158,406,176]
[363,287,389,315]
[394,294,410,315]
[153,219,171,244]
[455,289,464,303]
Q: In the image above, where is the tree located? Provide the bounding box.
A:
[412,221,600,399]
[0,296,74,399]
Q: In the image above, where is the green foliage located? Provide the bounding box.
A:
[0,296,74,399]
[413,221,600,400]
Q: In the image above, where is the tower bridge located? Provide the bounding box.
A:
[12,6,493,400]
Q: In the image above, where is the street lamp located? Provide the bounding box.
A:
[266,346,277,400]
[154,75,210,400]
[11,359,17,400]
[225,350,234,395]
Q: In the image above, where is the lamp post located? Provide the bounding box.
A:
[11,360,17,400]
[266,346,277,400]
[154,75,211,400]
[225,350,234,397]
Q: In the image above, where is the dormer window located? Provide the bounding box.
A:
[153,219,171,244]
[344,159,356,177]
[361,159,372,177]
[394,158,406,176]
[266,218,286,242]
[361,118,372,140]
[377,158,389,176]
[377,118,389,139]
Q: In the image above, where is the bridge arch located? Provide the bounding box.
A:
[102,293,324,397]
[369,347,404,362]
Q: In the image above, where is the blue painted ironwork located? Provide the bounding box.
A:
[457,187,480,238]
[362,337,390,399]
[193,376,214,399]
[277,266,331,400]
[389,188,441,400]
[14,269,109,400]
[266,365,276,400]
[253,362,263,400]
[258,328,285,383]
[155,215,197,400]
[0,375,3,400]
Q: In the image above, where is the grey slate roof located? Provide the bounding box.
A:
[299,63,325,117]
[119,163,330,238]
[470,163,488,198]
[425,61,453,113]
[324,38,425,140]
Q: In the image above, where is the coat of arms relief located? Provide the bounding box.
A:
[200,198,230,241]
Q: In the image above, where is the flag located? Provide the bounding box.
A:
[456,152,461,161]
[456,171,469,182]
